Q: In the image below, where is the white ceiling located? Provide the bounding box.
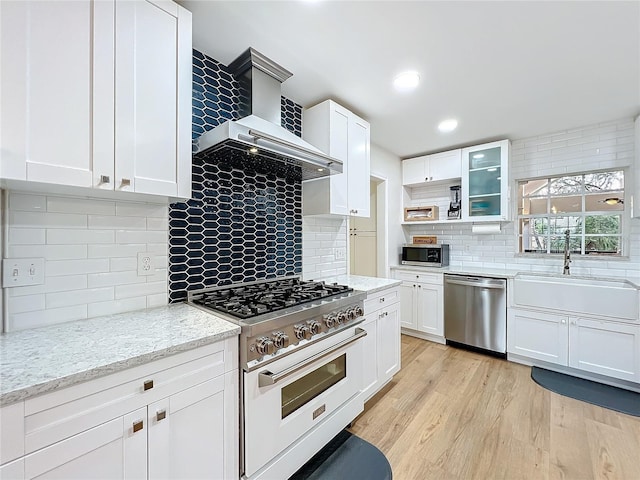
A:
[179,1,640,159]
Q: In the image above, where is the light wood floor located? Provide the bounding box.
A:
[349,335,640,480]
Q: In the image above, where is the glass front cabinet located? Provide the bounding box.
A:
[461,139,510,221]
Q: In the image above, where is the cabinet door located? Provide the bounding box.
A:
[360,314,379,401]
[461,139,510,221]
[399,282,417,329]
[326,104,350,215]
[23,409,146,480]
[402,157,426,186]
[377,302,401,382]
[351,231,377,277]
[0,0,114,187]
[347,114,370,217]
[115,0,188,197]
[507,309,568,365]
[429,149,461,181]
[148,373,236,480]
[416,283,443,336]
[569,318,640,382]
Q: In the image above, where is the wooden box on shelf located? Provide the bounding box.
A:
[412,236,438,245]
[404,206,439,222]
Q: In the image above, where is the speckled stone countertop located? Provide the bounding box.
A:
[0,303,240,406]
[391,265,518,278]
[316,275,401,295]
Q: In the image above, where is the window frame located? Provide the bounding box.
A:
[516,169,626,257]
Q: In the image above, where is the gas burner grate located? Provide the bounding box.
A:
[191,278,352,319]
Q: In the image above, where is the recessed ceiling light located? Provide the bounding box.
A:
[438,119,458,133]
[393,71,420,91]
[473,154,485,159]
[317,168,324,172]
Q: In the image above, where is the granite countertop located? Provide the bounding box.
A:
[391,265,517,278]
[317,275,402,295]
[0,303,240,407]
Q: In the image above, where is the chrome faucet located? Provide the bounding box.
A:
[562,229,571,275]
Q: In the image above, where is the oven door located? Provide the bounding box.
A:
[243,325,366,478]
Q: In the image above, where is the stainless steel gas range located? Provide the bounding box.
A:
[188,277,367,480]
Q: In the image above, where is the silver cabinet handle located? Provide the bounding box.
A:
[99,175,110,184]
[379,297,385,303]
[156,409,166,422]
[132,420,144,433]
[258,328,367,387]
[121,178,131,187]
[143,380,154,391]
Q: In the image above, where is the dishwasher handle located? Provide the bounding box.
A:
[445,276,505,289]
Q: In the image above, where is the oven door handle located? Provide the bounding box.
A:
[258,327,367,387]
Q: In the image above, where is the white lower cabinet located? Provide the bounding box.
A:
[361,287,401,402]
[508,307,640,383]
[0,339,238,480]
[507,309,569,366]
[394,270,444,341]
[568,318,640,382]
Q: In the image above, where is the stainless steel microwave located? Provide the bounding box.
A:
[401,244,450,267]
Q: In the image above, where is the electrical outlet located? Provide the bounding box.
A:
[334,248,346,260]
[2,258,45,287]
[137,252,155,276]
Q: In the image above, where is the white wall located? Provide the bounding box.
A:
[405,117,640,280]
[3,192,168,331]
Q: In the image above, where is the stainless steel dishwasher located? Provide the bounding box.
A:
[444,274,507,355]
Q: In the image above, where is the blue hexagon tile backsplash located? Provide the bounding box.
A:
[168,50,303,302]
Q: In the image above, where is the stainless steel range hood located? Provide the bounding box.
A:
[194,48,342,180]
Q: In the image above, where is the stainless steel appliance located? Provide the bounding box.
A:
[401,244,450,267]
[444,274,507,355]
[189,277,367,480]
[194,48,342,180]
[447,185,461,220]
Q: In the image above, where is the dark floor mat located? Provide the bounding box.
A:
[531,366,640,417]
[289,430,392,480]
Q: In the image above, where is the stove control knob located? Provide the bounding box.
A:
[324,314,337,328]
[255,337,275,356]
[355,306,364,317]
[272,331,290,349]
[308,320,321,335]
[336,312,347,324]
[294,324,312,340]
[347,308,357,320]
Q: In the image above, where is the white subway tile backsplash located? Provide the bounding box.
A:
[116,230,167,244]
[109,257,137,272]
[8,305,87,331]
[115,281,166,299]
[88,215,146,230]
[47,196,115,215]
[4,192,169,331]
[46,259,110,276]
[88,271,147,288]
[9,193,46,211]
[46,287,114,309]
[116,202,167,218]
[10,294,46,314]
[10,211,87,229]
[10,228,45,245]
[47,229,114,245]
[87,297,147,318]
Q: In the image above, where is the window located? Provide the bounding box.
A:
[517,170,624,255]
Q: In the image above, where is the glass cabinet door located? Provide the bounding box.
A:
[462,140,510,221]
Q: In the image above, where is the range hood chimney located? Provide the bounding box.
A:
[194,48,342,180]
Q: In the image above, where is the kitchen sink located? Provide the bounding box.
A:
[513,273,639,321]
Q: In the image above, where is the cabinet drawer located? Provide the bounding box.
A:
[394,270,443,285]
[24,339,236,454]
[364,287,399,315]
[0,402,24,466]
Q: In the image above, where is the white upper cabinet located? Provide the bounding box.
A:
[0,0,192,200]
[402,149,461,186]
[461,139,510,221]
[302,100,371,217]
